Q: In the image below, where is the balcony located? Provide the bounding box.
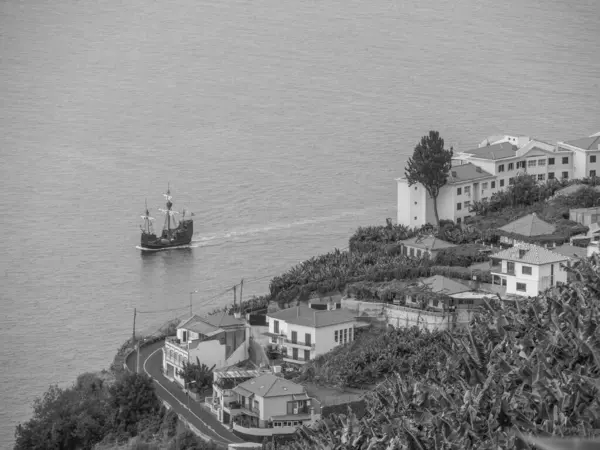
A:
[283,338,315,350]
[232,423,298,437]
[165,336,189,351]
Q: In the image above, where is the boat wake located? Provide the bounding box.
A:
[191,209,367,244]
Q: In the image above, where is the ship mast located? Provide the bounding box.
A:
[140,199,154,234]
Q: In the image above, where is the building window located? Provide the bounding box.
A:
[500,179,505,187]
[343,329,348,342]
[304,350,310,361]
[562,172,569,179]
[414,201,417,205]
[456,217,462,224]
[273,320,279,334]
[457,187,462,195]
[548,172,555,179]
[548,157,555,165]
[562,157,569,164]
[591,155,597,163]
[508,163,514,171]
[292,348,298,360]
[516,282,527,292]
[456,203,462,210]
[538,159,546,166]
[334,330,338,342]
[464,186,471,195]
[305,333,311,346]
[538,174,545,181]
[509,177,515,185]
[410,248,415,257]
[414,216,417,221]
[528,160,537,167]
[591,170,597,178]
[491,181,496,189]
[464,200,471,208]
[349,328,353,341]
[498,164,505,172]
[482,182,488,189]
[522,266,532,275]
[416,249,422,257]
[291,330,297,344]
[414,186,417,190]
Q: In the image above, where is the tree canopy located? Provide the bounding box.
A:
[405,130,453,226]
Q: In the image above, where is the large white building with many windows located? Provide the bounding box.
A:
[396,132,598,227]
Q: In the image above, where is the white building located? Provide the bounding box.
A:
[557,133,600,179]
[396,134,582,227]
[163,312,249,386]
[490,243,571,297]
[396,163,496,227]
[399,235,456,258]
[265,305,360,365]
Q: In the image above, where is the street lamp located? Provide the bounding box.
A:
[186,380,197,410]
[189,290,199,316]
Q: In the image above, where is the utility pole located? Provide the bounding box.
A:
[233,285,237,312]
[239,279,244,308]
[136,339,141,374]
[132,308,136,343]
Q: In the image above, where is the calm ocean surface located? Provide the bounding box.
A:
[1,0,599,446]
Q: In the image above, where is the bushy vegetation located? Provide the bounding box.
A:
[295,328,447,389]
[177,357,215,393]
[275,255,600,449]
[13,371,215,450]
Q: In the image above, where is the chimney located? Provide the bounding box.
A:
[475,166,482,173]
[518,249,527,259]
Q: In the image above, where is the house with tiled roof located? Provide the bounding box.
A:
[265,305,361,365]
[490,243,571,296]
[557,133,600,179]
[478,134,531,149]
[229,373,320,440]
[400,235,456,258]
[163,312,249,386]
[496,213,557,246]
[396,162,496,227]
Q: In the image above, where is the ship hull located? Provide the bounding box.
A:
[140,219,194,250]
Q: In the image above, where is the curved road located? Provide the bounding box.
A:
[127,340,244,446]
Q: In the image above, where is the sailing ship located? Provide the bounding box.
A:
[140,186,194,250]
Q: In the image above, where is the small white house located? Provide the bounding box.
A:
[265,305,360,365]
[400,235,456,259]
[490,244,571,297]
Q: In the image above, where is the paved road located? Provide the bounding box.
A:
[126,340,244,446]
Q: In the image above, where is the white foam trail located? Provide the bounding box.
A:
[192,209,366,243]
[135,242,204,252]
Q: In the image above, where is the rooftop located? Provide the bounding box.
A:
[267,305,357,328]
[498,213,556,237]
[570,205,600,214]
[178,312,245,335]
[418,275,471,295]
[520,146,555,158]
[401,235,456,251]
[233,373,305,398]
[562,135,600,151]
[447,163,495,183]
[462,142,517,161]
[490,243,570,265]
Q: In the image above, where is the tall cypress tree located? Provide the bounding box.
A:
[405,131,453,227]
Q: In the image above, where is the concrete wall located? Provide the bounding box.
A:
[341,298,472,331]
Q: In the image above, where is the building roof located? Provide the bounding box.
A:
[570,205,600,214]
[462,142,517,160]
[555,184,588,197]
[419,275,471,295]
[498,213,556,237]
[563,135,600,151]
[520,146,555,158]
[233,373,305,398]
[447,163,495,184]
[401,235,457,251]
[490,243,570,265]
[178,312,245,335]
[552,244,586,259]
[267,305,357,328]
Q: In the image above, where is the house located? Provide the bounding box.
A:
[495,213,556,246]
[230,373,320,440]
[207,362,269,425]
[490,243,571,297]
[400,235,456,258]
[265,305,360,365]
[404,275,476,309]
[163,312,249,386]
[396,163,495,227]
[569,206,600,227]
[557,133,600,179]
